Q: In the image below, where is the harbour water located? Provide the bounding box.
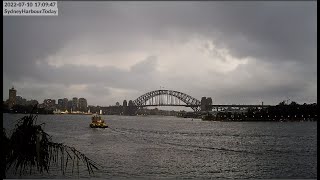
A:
[3,113,317,179]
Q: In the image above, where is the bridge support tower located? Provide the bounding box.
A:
[201,97,213,112]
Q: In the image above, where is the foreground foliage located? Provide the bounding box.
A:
[2,114,100,178]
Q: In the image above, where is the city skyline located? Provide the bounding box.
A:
[4,86,91,107]
[3,2,317,106]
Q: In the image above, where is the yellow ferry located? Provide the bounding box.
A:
[90,114,108,128]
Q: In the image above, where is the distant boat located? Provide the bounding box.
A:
[90,114,108,128]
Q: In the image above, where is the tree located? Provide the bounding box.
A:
[2,114,100,178]
[290,101,298,106]
[278,100,286,106]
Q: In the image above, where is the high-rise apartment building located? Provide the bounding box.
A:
[123,100,127,107]
[128,100,134,107]
[62,98,68,110]
[58,99,64,109]
[67,100,73,112]
[72,97,78,111]
[8,86,17,108]
[78,98,87,112]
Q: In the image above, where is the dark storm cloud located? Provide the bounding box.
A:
[3,16,75,80]
[9,55,159,90]
[203,2,317,62]
[3,1,316,105]
[90,1,316,62]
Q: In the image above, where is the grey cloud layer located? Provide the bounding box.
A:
[3,1,317,105]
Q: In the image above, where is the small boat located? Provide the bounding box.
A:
[90,114,108,128]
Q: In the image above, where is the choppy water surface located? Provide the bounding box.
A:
[3,113,317,179]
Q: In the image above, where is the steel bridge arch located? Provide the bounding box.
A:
[133,89,201,111]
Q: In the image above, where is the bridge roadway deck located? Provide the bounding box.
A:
[135,104,272,108]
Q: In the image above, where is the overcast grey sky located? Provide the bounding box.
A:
[3,1,317,107]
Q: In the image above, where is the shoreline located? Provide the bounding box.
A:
[3,112,317,122]
[2,112,93,115]
[201,119,316,122]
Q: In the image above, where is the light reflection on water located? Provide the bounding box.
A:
[3,113,317,179]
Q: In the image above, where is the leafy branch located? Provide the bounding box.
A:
[3,113,100,178]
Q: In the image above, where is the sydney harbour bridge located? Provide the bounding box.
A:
[120,89,269,113]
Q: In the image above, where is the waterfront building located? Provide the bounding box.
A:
[72,97,78,111]
[78,98,88,112]
[8,86,17,108]
[122,100,128,115]
[88,105,100,114]
[128,100,134,107]
[127,100,137,115]
[63,98,68,110]
[55,98,68,111]
[206,97,213,111]
[56,98,68,111]
[201,97,207,111]
[123,100,127,107]
[67,100,73,112]
[58,99,64,110]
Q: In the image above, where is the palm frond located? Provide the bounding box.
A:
[4,114,101,177]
